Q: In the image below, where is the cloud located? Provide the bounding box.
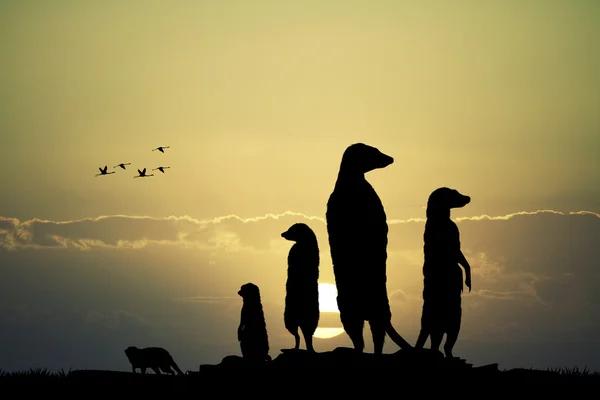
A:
[470,289,539,302]
[0,211,326,251]
[173,296,238,304]
[0,208,599,371]
[0,216,18,230]
[0,301,146,329]
[71,309,147,330]
[1,209,597,252]
[2,208,598,316]
[389,288,420,303]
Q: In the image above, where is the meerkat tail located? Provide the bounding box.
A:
[386,324,413,350]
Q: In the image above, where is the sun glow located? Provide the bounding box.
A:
[318,283,339,313]
[313,327,346,339]
[314,283,345,339]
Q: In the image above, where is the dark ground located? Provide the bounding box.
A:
[2,347,599,391]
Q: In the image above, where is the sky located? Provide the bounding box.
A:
[0,0,599,373]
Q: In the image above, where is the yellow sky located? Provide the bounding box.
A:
[0,0,598,223]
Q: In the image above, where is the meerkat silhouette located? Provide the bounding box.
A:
[281,222,320,353]
[415,187,472,359]
[124,346,184,375]
[237,283,271,363]
[326,143,411,355]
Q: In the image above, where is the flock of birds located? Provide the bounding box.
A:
[95,146,171,178]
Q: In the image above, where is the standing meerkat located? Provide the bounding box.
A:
[281,222,320,352]
[237,282,271,362]
[326,143,411,355]
[415,187,472,359]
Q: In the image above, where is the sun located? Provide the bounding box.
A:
[318,282,340,313]
[314,283,345,339]
[312,327,345,339]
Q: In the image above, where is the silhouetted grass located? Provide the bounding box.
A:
[551,366,598,376]
[496,365,599,377]
[1,365,599,385]
[0,367,71,383]
[0,366,596,378]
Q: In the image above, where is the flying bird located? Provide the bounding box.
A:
[114,163,131,170]
[152,166,171,173]
[134,168,154,178]
[95,166,116,177]
[152,146,170,153]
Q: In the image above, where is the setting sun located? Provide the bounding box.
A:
[318,283,339,313]
[314,283,345,339]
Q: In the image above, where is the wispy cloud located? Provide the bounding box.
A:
[172,296,238,304]
[470,289,541,303]
[455,209,600,222]
[72,309,147,329]
[0,209,597,251]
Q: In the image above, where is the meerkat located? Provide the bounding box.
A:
[238,282,271,362]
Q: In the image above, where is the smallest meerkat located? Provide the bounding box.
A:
[238,282,271,362]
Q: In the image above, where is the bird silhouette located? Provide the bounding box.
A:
[152,166,171,173]
[134,168,154,178]
[95,166,116,177]
[114,163,131,170]
[152,146,170,153]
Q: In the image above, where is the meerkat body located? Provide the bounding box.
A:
[326,143,411,354]
[238,282,271,362]
[415,187,472,358]
[124,346,184,375]
[282,223,320,352]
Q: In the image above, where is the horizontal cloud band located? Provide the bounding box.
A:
[0,210,598,251]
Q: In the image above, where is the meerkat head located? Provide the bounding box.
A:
[238,282,261,301]
[124,346,139,359]
[339,143,394,176]
[281,222,317,243]
[426,187,471,219]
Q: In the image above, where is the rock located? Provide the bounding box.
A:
[199,354,273,373]
[199,346,494,374]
